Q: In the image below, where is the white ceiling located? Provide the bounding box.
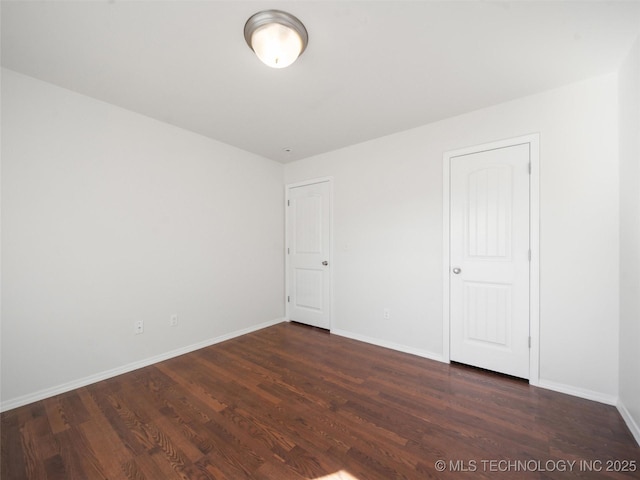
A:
[2,1,640,163]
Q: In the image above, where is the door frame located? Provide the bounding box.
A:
[442,134,540,385]
[285,177,334,329]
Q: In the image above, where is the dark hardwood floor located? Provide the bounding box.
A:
[2,321,639,479]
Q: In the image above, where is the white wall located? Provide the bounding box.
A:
[285,74,620,400]
[1,69,284,409]
[2,65,629,416]
[619,34,640,443]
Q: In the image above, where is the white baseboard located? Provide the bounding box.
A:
[330,328,445,363]
[536,379,618,406]
[0,318,286,413]
[617,400,640,446]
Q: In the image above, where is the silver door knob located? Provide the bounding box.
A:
[452,267,461,274]
[322,261,329,266]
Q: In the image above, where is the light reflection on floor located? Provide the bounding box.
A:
[312,470,360,480]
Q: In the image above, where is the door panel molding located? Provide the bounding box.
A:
[443,135,540,384]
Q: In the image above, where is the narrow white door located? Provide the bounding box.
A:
[450,144,530,378]
[287,181,331,329]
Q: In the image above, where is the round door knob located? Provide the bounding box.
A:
[452,267,461,274]
[322,261,329,266]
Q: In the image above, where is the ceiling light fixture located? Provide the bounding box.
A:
[244,10,308,69]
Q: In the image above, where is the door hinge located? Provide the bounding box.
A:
[528,163,531,174]
[528,249,531,261]
[528,336,531,348]
[287,247,290,254]
[287,200,290,206]
[287,296,290,303]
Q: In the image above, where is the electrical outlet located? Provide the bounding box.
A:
[383,308,390,320]
[169,314,178,327]
[134,320,144,335]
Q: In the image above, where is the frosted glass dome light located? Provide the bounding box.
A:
[245,10,308,69]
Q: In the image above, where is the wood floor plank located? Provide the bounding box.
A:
[1,410,28,479]
[43,454,68,480]
[54,427,108,479]
[2,322,639,479]
[18,414,51,479]
[123,453,171,480]
[76,388,136,475]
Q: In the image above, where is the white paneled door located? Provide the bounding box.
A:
[287,181,331,329]
[450,144,530,379]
